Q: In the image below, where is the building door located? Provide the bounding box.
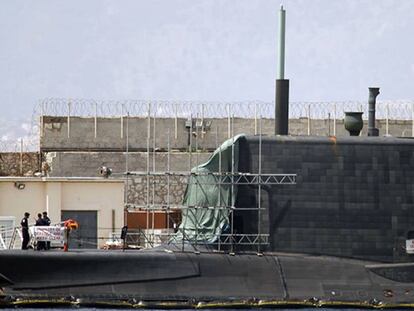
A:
[61,211,97,249]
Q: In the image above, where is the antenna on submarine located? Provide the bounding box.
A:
[278,4,285,80]
[275,3,289,135]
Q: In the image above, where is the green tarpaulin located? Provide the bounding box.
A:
[175,134,245,243]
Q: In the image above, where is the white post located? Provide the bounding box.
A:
[231,114,234,137]
[20,138,23,176]
[254,103,258,135]
[94,103,98,139]
[328,112,331,136]
[386,103,389,136]
[67,101,71,139]
[46,194,49,215]
[40,101,44,138]
[258,115,262,254]
[201,103,205,139]
[175,103,178,140]
[121,104,124,139]
[230,115,235,254]
[125,113,129,207]
[307,104,311,135]
[227,104,231,138]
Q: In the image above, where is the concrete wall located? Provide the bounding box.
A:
[0,178,124,247]
[45,151,211,177]
[45,151,211,206]
[41,116,414,151]
[0,152,39,176]
[238,136,414,263]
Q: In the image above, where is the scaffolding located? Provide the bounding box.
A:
[118,112,296,254]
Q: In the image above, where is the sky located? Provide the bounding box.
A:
[0,0,414,141]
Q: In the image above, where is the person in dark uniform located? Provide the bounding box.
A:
[21,212,30,250]
[42,212,51,226]
[35,213,46,250]
[35,213,47,251]
[42,212,51,250]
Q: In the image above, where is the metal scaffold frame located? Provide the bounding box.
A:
[119,103,296,254]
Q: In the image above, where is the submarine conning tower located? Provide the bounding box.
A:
[236,135,414,263]
[267,4,411,262]
[237,83,413,262]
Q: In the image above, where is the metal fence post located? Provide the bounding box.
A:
[227,104,231,139]
[254,103,258,135]
[121,104,124,139]
[386,103,389,136]
[307,104,311,135]
[201,103,205,139]
[328,113,331,136]
[19,138,23,176]
[175,103,178,140]
[67,101,71,139]
[94,103,98,139]
[40,101,44,138]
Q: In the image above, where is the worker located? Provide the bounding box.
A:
[42,212,51,250]
[20,212,30,250]
[42,212,51,226]
[35,213,46,250]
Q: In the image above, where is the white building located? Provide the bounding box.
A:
[0,177,124,249]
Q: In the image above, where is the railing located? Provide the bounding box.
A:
[0,223,67,250]
[2,224,269,253]
[107,229,270,253]
[0,227,22,250]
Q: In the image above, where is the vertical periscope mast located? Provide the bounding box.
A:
[275,4,289,135]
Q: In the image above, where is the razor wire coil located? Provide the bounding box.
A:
[34,98,414,119]
[1,98,414,152]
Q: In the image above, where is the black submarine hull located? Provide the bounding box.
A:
[2,249,414,307]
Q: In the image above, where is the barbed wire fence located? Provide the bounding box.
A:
[1,98,414,152]
[32,98,414,119]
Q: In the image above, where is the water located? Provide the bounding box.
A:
[0,307,407,311]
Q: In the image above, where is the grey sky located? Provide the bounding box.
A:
[0,0,413,129]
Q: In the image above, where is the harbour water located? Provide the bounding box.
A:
[3,309,413,311]
[1,309,406,311]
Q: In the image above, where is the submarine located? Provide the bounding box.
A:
[3,7,414,308]
[2,88,414,309]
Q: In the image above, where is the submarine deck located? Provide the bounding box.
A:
[2,248,414,307]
